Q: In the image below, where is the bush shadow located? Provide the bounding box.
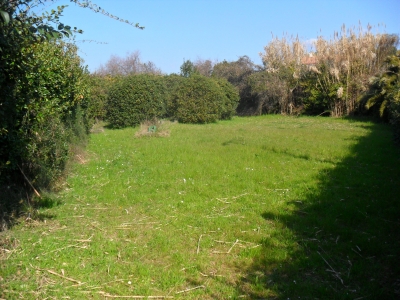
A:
[237,122,400,299]
[1,182,60,231]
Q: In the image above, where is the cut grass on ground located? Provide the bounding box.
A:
[1,115,399,299]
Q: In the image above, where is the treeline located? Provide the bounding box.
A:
[192,26,399,139]
[91,25,400,139]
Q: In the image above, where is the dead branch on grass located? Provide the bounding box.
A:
[232,193,249,199]
[76,154,87,164]
[215,198,230,204]
[41,242,86,255]
[91,222,106,232]
[317,251,344,285]
[31,264,84,286]
[82,207,109,210]
[227,239,239,253]
[98,291,173,298]
[197,234,203,254]
[199,271,225,278]
[73,234,94,243]
[18,165,41,198]
[213,239,239,254]
[175,285,205,294]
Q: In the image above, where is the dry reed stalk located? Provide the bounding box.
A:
[41,240,89,255]
[91,222,106,232]
[312,23,398,116]
[31,264,84,286]
[317,251,344,285]
[175,285,205,294]
[98,291,173,299]
[260,23,398,116]
[18,165,41,198]
[197,234,203,254]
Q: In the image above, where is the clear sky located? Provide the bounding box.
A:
[41,0,400,74]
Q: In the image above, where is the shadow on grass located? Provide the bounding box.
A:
[0,182,60,231]
[238,121,400,299]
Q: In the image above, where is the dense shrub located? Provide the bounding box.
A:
[87,75,114,121]
[247,71,289,115]
[167,75,227,123]
[390,88,400,142]
[0,41,90,188]
[361,51,400,142]
[215,78,240,119]
[212,56,259,115]
[107,74,167,128]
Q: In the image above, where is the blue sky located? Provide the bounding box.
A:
[41,0,400,74]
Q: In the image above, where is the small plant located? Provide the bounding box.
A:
[134,118,172,138]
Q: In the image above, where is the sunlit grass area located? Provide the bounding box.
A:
[1,115,399,299]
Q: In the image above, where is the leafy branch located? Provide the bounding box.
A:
[70,0,144,30]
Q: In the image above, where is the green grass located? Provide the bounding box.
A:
[1,115,399,299]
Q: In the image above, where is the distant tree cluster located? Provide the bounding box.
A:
[95,51,161,76]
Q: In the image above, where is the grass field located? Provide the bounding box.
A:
[1,115,399,299]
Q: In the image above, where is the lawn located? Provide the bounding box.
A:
[1,115,399,299]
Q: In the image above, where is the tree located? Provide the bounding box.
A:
[95,51,161,76]
[212,56,260,115]
[193,58,214,77]
[180,59,198,77]
[259,35,306,115]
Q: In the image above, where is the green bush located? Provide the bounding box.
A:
[0,41,90,188]
[163,74,186,116]
[390,87,400,142]
[167,75,227,123]
[87,75,114,121]
[361,51,400,142]
[387,52,400,142]
[107,74,166,128]
[215,78,240,119]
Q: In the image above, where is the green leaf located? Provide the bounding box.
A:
[0,10,10,24]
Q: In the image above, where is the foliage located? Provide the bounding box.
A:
[180,59,198,77]
[86,74,115,121]
[167,75,230,123]
[361,51,400,141]
[259,35,310,115]
[214,78,240,119]
[163,73,186,115]
[193,58,214,77]
[259,26,399,117]
[390,85,400,142]
[247,69,299,115]
[0,0,143,212]
[70,0,144,29]
[95,51,161,76]
[106,74,167,128]
[212,56,259,115]
[0,41,90,188]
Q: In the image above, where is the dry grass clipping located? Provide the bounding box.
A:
[135,119,172,138]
